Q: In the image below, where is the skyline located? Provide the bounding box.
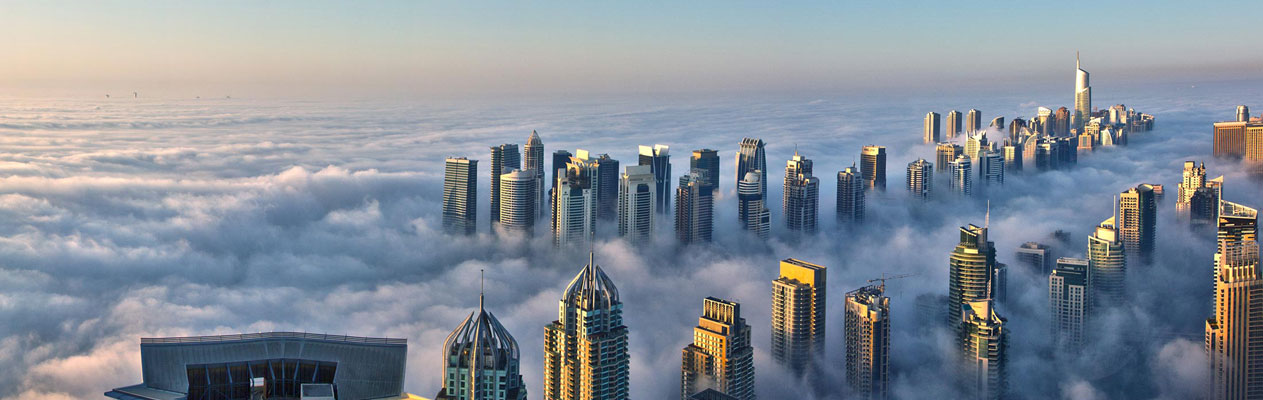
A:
[4,1,1263,97]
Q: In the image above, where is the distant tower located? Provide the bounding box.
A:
[1054,107,1071,137]
[1002,142,1022,172]
[1206,201,1261,399]
[784,152,820,233]
[490,144,521,226]
[979,151,1004,187]
[691,149,721,193]
[676,173,714,244]
[576,150,620,220]
[1049,257,1089,350]
[965,132,988,160]
[499,169,536,233]
[543,253,630,400]
[1015,242,1052,275]
[639,145,672,215]
[845,284,890,400]
[906,158,933,200]
[553,159,596,246]
[837,164,865,223]
[935,143,963,174]
[771,259,827,375]
[738,171,770,239]
[989,116,1005,130]
[1118,184,1157,262]
[924,112,942,144]
[1088,216,1126,311]
[736,138,767,199]
[950,155,973,196]
[966,109,982,134]
[860,146,887,190]
[948,223,997,326]
[1238,105,1251,122]
[1192,177,1225,226]
[618,165,656,243]
[438,279,528,400]
[525,131,546,219]
[1073,53,1093,133]
[946,110,963,139]
[443,157,478,235]
[959,299,1008,400]
[1177,161,1208,213]
[681,297,755,400]
[550,150,574,219]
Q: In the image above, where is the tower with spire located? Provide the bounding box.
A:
[1073,52,1092,134]
[543,253,631,400]
[437,270,528,400]
[524,130,546,219]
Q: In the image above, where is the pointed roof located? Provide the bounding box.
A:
[442,270,521,373]
[563,252,620,310]
[526,130,542,146]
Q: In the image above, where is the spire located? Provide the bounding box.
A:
[479,268,485,311]
[985,200,991,228]
[1076,51,1080,69]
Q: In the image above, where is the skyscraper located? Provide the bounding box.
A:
[845,284,890,400]
[1211,119,1263,159]
[1177,161,1207,214]
[438,285,527,400]
[544,253,630,400]
[676,173,714,244]
[860,146,886,190]
[784,152,820,233]
[771,258,826,375]
[619,165,656,243]
[965,109,983,134]
[1088,216,1126,311]
[691,149,720,193]
[443,157,478,235]
[979,151,1004,187]
[736,138,767,200]
[1054,107,1071,137]
[936,143,963,174]
[576,150,620,221]
[639,144,672,215]
[490,144,521,226]
[906,158,932,200]
[551,150,574,219]
[965,132,988,160]
[946,110,963,139]
[1192,179,1224,227]
[681,297,755,400]
[950,155,972,196]
[498,169,536,234]
[738,171,770,239]
[1118,184,1157,262]
[948,223,997,326]
[924,112,941,144]
[1073,53,1092,133]
[1238,105,1251,122]
[1002,141,1022,172]
[989,116,1004,130]
[837,164,865,223]
[525,130,546,219]
[1049,257,1089,350]
[959,299,1008,400]
[1015,242,1051,275]
[553,159,596,246]
[1206,200,1260,399]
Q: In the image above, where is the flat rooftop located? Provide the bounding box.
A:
[141,331,406,346]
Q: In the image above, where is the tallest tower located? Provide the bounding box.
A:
[1073,52,1092,133]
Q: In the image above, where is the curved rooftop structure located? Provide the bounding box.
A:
[563,252,621,310]
[443,295,521,371]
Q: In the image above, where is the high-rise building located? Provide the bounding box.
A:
[1118,184,1157,262]
[860,146,886,190]
[966,109,982,134]
[738,171,770,239]
[681,297,755,400]
[691,149,720,193]
[544,253,630,400]
[1073,53,1092,133]
[676,173,714,244]
[936,143,963,174]
[772,258,827,375]
[525,130,546,219]
[1212,118,1263,161]
[948,223,997,326]
[490,144,522,225]
[1238,105,1252,122]
[845,284,890,400]
[965,132,988,160]
[576,150,620,221]
[499,169,536,234]
[618,165,656,243]
[1088,216,1126,311]
[639,144,672,215]
[1192,178,1224,227]
[1206,200,1261,399]
[959,299,1008,400]
[979,151,1004,187]
[443,157,478,235]
[989,116,1005,130]
[837,164,865,224]
[906,158,932,200]
[736,138,767,199]
[553,159,596,246]
[1001,141,1022,172]
[438,288,527,400]
[551,150,574,218]
[1177,161,1208,213]
[1049,257,1089,350]
[946,110,962,139]
[1007,118,1026,142]
[924,112,941,144]
[784,152,820,233]
[1036,107,1053,136]
[1054,107,1071,137]
[950,155,972,196]
[1015,242,1052,275]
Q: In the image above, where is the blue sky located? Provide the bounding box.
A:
[2,1,1260,96]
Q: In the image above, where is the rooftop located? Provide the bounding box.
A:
[140,331,406,346]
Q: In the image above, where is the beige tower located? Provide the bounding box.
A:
[771,258,827,375]
[845,284,890,400]
[681,297,755,400]
[1206,200,1261,400]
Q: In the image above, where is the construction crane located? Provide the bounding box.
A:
[867,273,918,292]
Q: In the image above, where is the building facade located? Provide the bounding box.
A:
[544,253,631,400]
[906,158,932,200]
[924,112,941,143]
[525,131,546,219]
[771,259,827,375]
[1049,257,1089,350]
[936,143,963,174]
[639,144,672,215]
[1089,216,1127,311]
[499,169,536,234]
[845,285,890,400]
[680,297,755,400]
[691,149,720,193]
[950,155,972,197]
[437,292,527,400]
[959,300,1008,400]
[861,146,887,190]
[784,152,820,233]
[444,157,478,235]
[837,164,865,224]
[490,144,522,226]
[946,110,962,139]
[1206,201,1261,400]
[676,173,714,244]
[738,171,769,239]
[1118,184,1157,262]
[736,138,767,199]
[553,160,596,246]
[966,109,982,134]
[618,165,656,243]
[949,224,997,326]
